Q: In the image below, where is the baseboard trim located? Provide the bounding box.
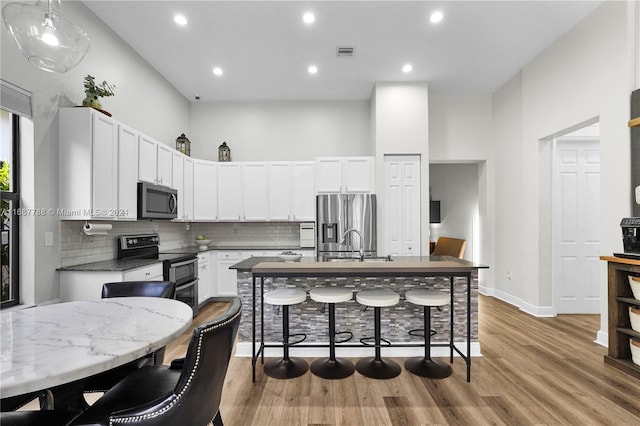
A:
[480,287,555,317]
[595,329,608,348]
[234,341,483,358]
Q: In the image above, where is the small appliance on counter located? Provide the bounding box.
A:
[117,234,198,316]
[299,222,315,249]
[615,218,640,259]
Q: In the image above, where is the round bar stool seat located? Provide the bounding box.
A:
[404,289,452,379]
[355,289,402,379]
[309,287,355,380]
[263,288,308,379]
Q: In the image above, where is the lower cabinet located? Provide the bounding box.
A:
[214,251,240,296]
[197,252,212,303]
[59,263,164,302]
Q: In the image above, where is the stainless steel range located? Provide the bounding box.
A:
[117,234,199,316]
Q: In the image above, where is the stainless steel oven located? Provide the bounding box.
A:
[163,257,199,317]
[117,234,199,316]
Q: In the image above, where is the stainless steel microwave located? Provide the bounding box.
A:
[137,182,178,220]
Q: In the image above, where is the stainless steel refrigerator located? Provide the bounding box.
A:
[316,194,377,257]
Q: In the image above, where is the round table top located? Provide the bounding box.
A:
[0,297,192,398]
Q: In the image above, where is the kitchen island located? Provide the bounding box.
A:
[230,256,488,381]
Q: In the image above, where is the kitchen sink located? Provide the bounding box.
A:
[324,255,393,263]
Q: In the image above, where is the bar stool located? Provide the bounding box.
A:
[355,289,401,379]
[404,288,452,379]
[263,288,308,379]
[309,287,355,380]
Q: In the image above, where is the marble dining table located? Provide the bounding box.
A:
[0,297,192,402]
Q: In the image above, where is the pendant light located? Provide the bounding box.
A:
[2,0,90,73]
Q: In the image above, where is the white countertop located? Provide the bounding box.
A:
[0,298,192,398]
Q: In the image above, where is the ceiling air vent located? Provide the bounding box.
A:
[336,46,355,57]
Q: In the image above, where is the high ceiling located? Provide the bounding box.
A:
[83,1,603,102]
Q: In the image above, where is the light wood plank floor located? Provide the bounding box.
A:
[166,295,640,425]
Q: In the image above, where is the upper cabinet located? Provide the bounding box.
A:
[59,108,122,220]
[242,163,268,221]
[193,159,217,221]
[268,162,292,221]
[217,163,242,220]
[138,134,172,188]
[315,156,375,193]
[291,161,315,221]
[116,124,139,220]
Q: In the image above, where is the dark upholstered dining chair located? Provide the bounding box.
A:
[83,281,177,395]
[69,297,242,426]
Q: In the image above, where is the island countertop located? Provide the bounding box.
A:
[231,255,488,275]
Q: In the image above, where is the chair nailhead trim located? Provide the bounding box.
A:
[109,310,241,425]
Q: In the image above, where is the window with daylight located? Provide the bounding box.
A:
[1,109,20,307]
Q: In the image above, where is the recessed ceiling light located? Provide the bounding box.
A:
[174,14,187,26]
[308,65,318,74]
[402,64,413,73]
[430,11,444,24]
[303,12,315,24]
[213,67,223,76]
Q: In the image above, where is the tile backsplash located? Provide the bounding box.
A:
[60,221,303,267]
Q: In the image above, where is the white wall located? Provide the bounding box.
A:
[1,1,190,304]
[492,0,635,341]
[189,101,371,161]
[372,83,430,255]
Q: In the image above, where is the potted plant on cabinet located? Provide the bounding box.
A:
[82,75,115,116]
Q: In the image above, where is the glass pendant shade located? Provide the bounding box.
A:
[2,0,90,73]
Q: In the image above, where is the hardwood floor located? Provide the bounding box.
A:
[171,295,640,425]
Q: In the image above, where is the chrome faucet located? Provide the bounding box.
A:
[341,228,364,261]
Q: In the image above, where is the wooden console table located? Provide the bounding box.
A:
[601,256,640,379]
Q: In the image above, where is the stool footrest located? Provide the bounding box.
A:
[285,333,307,347]
[334,330,353,344]
[360,336,391,347]
[408,328,437,338]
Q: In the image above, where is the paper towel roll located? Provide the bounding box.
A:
[83,223,112,235]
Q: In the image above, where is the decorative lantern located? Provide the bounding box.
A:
[175,133,191,156]
[218,141,231,162]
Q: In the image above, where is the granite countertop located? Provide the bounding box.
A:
[57,258,162,272]
[231,255,489,273]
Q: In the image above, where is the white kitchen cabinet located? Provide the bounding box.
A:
[242,162,268,221]
[214,251,240,296]
[268,162,292,220]
[292,161,315,221]
[314,157,375,194]
[59,263,163,302]
[183,157,194,221]
[138,134,172,187]
[58,108,119,220]
[117,125,139,220]
[197,252,211,303]
[193,159,217,220]
[217,163,242,221]
[172,151,194,221]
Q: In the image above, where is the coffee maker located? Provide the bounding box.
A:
[616,218,640,259]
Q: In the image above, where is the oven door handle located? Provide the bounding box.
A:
[171,258,197,268]
[177,279,198,290]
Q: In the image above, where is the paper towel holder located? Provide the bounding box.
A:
[83,221,112,236]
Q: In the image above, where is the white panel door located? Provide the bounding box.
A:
[268,162,292,221]
[384,155,421,257]
[554,139,600,314]
[117,125,138,220]
[91,113,118,218]
[217,163,242,220]
[242,163,268,220]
